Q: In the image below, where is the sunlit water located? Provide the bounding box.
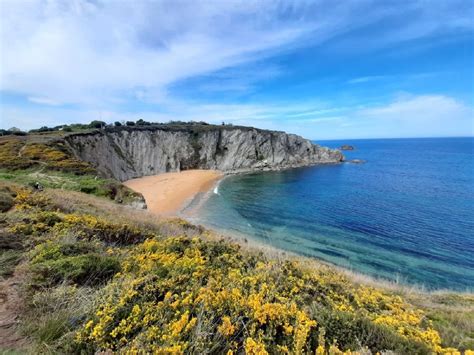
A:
[187,138,474,290]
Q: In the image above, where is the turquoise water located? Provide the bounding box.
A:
[190,137,474,290]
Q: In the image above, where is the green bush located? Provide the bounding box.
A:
[30,254,120,286]
[22,285,99,353]
[29,311,72,343]
[0,250,22,277]
[0,169,143,206]
[308,305,431,354]
[0,185,16,212]
[29,241,120,286]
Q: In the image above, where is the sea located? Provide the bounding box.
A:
[187,137,474,291]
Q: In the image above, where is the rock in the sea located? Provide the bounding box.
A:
[347,159,365,164]
[64,124,344,181]
[340,145,355,150]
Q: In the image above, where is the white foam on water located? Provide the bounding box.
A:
[214,178,224,195]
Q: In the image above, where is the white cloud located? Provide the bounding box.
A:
[1,0,472,107]
[27,96,61,106]
[308,95,474,139]
[347,76,387,84]
[1,0,314,105]
[365,95,446,113]
[359,94,473,130]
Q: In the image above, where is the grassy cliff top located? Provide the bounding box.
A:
[69,122,284,135]
[2,121,285,140]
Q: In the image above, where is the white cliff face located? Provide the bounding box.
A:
[65,126,343,181]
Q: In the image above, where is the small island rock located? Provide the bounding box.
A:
[347,159,365,164]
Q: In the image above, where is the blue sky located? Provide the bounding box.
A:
[1,0,473,139]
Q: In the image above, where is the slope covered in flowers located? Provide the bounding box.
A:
[1,182,471,354]
[0,135,143,205]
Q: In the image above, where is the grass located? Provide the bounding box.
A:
[0,134,145,209]
[29,244,121,287]
[0,169,143,206]
[79,122,283,135]
[22,285,100,354]
[0,136,95,174]
[407,293,474,351]
[0,185,16,212]
[0,250,22,278]
[1,181,472,354]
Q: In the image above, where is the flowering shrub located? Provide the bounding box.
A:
[76,237,320,353]
[75,236,455,354]
[21,141,95,174]
[0,136,95,174]
[7,189,150,245]
[0,138,34,170]
[12,186,51,211]
[1,183,468,354]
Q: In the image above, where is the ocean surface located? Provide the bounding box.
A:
[188,137,474,290]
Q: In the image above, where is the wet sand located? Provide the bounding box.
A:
[123,170,222,216]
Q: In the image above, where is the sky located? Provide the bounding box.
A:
[0,0,473,139]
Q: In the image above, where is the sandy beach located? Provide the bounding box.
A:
[123,170,222,216]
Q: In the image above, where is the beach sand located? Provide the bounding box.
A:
[123,170,222,216]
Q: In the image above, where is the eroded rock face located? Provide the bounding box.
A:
[65,126,343,181]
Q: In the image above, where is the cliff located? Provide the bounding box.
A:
[64,124,343,181]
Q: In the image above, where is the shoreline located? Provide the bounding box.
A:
[123,170,223,216]
[189,219,474,294]
[123,169,473,294]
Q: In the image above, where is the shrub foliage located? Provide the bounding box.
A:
[0,184,466,354]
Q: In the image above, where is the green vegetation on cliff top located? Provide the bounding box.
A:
[0,134,142,205]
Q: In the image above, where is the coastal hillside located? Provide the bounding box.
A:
[64,124,343,181]
[1,122,341,204]
[1,181,473,354]
[0,124,472,354]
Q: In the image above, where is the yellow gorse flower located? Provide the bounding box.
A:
[218,316,236,337]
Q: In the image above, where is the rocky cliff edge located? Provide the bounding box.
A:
[64,124,343,181]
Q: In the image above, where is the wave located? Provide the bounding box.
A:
[214,178,224,195]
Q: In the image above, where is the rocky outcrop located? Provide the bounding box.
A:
[64,125,343,181]
[346,159,365,164]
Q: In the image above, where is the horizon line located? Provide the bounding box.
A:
[313,135,474,141]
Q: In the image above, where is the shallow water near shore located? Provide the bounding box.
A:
[191,137,474,290]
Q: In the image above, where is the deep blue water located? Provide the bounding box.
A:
[190,138,474,290]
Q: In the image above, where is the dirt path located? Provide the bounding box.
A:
[0,271,29,351]
[16,142,26,158]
